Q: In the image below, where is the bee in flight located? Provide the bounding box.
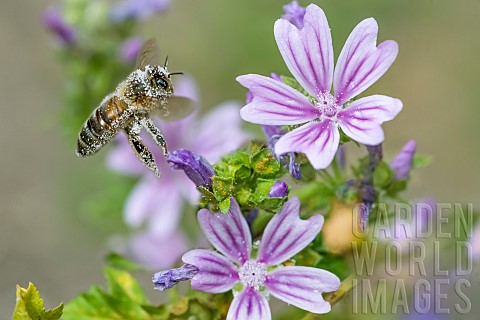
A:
[76,39,195,177]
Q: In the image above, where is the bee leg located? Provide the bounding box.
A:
[124,123,161,177]
[140,117,168,156]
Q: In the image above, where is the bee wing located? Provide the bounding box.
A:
[135,39,160,69]
[154,96,197,122]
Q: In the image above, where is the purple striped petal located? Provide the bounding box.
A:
[182,249,239,294]
[274,4,334,96]
[265,266,340,313]
[337,95,402,145]
[238,74,318,125]
[197,198,252,264]
[333,18,399,104]
[227,287,271,320]
[274,120,340,169]
[257,197,324,266]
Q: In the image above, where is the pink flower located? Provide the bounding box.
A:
[182,197,340,319]
[238,4,402,169]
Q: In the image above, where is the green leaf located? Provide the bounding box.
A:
[293,248,322,267]
[218,197,231,213]
[212,176,234,202]
[12,282,63,320]
[105,253,142,272]
[373,161,394,188]
[63,268,151,320]
[259,197,286,212]
[104,267,147,305]
[412,154,433,169]
[214,151,250,178]
[250,148,280,177]
[387,179,408,196]
[250,179,276,204]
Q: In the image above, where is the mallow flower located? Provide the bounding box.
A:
[177,197,340,319]
[238,4,402,169]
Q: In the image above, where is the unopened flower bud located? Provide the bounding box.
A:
[167,149,215,188]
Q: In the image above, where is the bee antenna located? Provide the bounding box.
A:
[169,72,184,76]
[164,55,169,68]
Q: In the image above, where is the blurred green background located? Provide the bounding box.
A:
[1,0,479,315]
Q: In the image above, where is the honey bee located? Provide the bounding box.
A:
[76,39,195,177]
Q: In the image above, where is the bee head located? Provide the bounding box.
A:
[147,66,173,95]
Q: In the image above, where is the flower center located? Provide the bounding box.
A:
[238,260,267,290]
[315,92,339,120]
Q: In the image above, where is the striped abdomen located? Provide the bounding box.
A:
[76,95,130,157]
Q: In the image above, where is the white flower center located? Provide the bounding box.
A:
[315,92,340,121]
[238,260,267,290]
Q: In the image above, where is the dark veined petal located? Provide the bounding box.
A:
[257,197,324,266]
[265,266,340,313]
[337,95,402,145]
[238,74,318,125]
[197,198,252,264]
[182,249,239,294]
[333,18,398,104]
[274,4,334,97]
[227,287,272,320]
[274,120,340,169]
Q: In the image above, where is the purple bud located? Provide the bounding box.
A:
[390,140,416,180]
[282,1,307,29]
[167,149,215,187]
[43,7,76,46]
[152,264,198,291]
[268,181,289,198]
[119,37,143,64]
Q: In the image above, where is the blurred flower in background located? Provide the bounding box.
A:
[118,37,143,64]
[111,0,170,22]
[43,6,76,46]
[391,140,417,180]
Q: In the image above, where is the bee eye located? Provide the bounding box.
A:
[154,74,168,90]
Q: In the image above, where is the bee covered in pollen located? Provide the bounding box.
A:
[75,39,196,177]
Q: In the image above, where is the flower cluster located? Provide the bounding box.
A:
[38,1,432,320]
